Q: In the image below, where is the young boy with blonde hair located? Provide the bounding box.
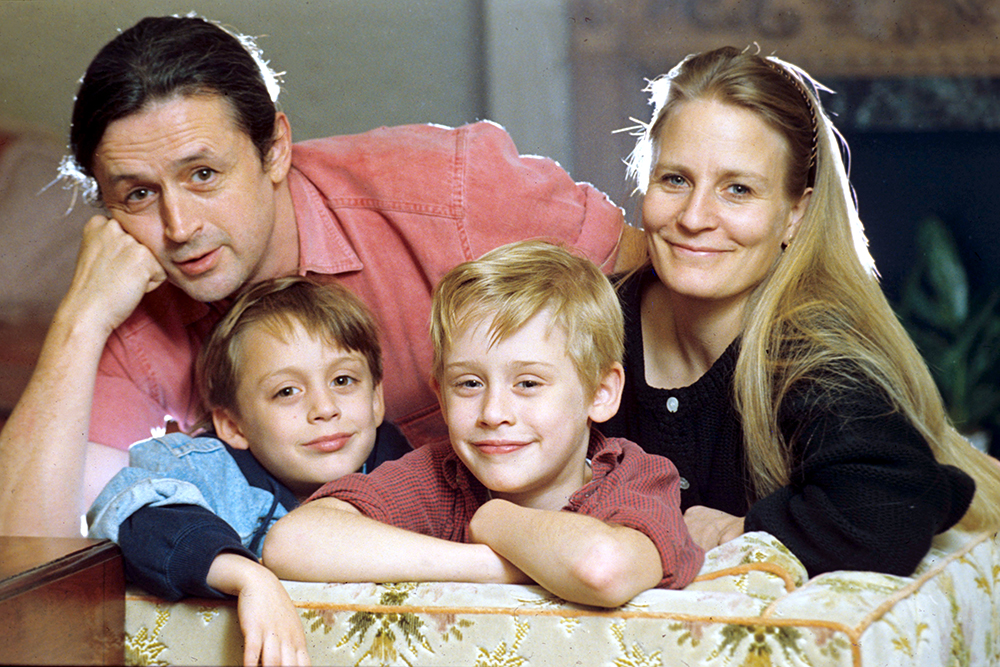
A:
[87,276,410,666]
[264,241,703,606]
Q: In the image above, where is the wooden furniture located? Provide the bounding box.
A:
[0,537,124,665]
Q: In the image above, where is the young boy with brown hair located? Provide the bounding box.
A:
[87,276,409,666]
[264,241,703,607]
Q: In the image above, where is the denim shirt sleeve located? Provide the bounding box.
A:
[86,433,288,554]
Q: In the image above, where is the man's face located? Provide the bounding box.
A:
[92,94,294,302]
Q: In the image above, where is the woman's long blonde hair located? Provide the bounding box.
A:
[628,46,1000,531]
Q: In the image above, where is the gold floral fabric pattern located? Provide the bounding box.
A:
[124,530,999,666]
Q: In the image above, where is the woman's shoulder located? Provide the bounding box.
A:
[776,357,899,428]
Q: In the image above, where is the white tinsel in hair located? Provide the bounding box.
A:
[55,154,99,209]
[766,54,877,278]
[621,54,694,197]
[179,11,285,103]
[234,32,285,104]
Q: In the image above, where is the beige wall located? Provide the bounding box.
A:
[0,1,483,144]
[0,0,576,171]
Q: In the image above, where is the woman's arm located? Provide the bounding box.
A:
[746,382,975,577]
[469,499,662,607]
[262,497,529,585]
[614,224,648,273]
[682,506,744,551]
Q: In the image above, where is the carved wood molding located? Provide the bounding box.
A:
[570,0,1000,77]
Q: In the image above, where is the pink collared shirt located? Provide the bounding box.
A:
[91,121,624,450]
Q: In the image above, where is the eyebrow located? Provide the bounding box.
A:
[103,149,218,187]
[255,353,369,381]
[654,158,768,179]
[443,359,558,374]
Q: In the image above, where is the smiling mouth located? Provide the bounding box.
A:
[472,441,529,455]
[302,435,352,453]
[672,242,728,255]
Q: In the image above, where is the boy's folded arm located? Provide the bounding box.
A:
[262,497,529,585]
[469,499,662,608]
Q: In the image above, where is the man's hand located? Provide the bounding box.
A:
[208,553,311,667]
[63,215,166,336]
[683,505,744,551]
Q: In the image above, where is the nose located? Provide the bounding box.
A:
[478,385,514,428]
[676,186,718,234]
[308,387,341,423]
[160,190,202,244]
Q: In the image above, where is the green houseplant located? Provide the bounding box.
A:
[894,216,1000,449]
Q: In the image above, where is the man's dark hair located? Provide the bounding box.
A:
[70,15,278,179]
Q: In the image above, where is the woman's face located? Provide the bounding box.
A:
[642,98,809,310]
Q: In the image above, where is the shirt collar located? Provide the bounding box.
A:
[287,166,364,276]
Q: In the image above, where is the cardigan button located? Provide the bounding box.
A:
[666,396,679,413]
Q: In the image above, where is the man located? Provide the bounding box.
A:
[0,15,638,537]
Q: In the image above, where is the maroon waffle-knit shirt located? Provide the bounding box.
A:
[308,429,705,590]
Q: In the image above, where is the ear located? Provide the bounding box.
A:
[587,363,625,424]
[371,381,386,426]
[212,408,251,451]
[430,376,450,423]
[784,187,812,245]
[265,112,293,184]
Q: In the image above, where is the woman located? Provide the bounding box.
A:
[600,46,1000,577]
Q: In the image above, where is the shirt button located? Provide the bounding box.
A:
[666,396,679,413]
[679,477,690,490]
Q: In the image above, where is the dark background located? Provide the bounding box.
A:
[844,130,999,304]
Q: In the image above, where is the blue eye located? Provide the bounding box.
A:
[659,173,686,187]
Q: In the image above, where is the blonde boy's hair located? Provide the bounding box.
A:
[197,276,382,420]
[430,240,623,395]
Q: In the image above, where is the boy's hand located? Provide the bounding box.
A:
[207,553,311,667]
[683,506,744,551]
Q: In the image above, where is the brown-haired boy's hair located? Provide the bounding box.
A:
[430,240,623,396]
[196,276,382,419]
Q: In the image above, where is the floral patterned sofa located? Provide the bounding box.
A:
[125,529,999,666]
